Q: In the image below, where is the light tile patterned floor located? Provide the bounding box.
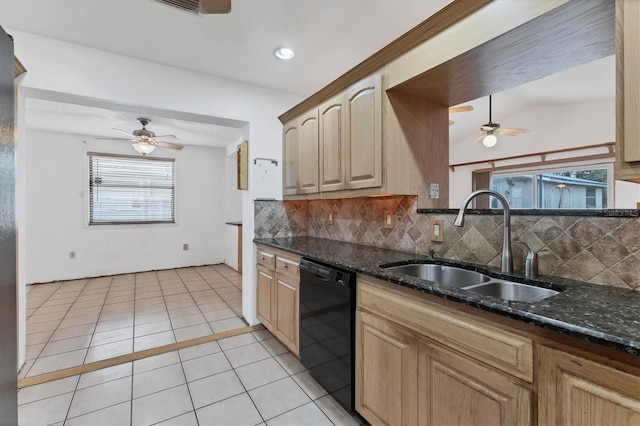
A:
[22,265,245,379]
[18,329,363,426]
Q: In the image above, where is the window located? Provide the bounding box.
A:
[88,152,175,225]
[474,161,613,210]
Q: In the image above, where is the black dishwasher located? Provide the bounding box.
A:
[299,258,356,413]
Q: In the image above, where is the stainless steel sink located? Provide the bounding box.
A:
[463,280,559,302]
[381,262,560,302]
[381,263,491,288]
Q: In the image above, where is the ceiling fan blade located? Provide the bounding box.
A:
[95,137,137,141]
[154,134,180,142]
[474,134,486,144]
[501,128,529,134]
[449,120,454,126]
[449,105,474,114]
[112,128,135,137]
[200,0,231,14]
[155,141,184,150]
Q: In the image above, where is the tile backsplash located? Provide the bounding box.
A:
[255,197,639,290]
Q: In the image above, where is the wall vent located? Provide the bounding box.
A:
[155,0,200,14]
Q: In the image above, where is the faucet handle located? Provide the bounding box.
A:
[517,242,538,278]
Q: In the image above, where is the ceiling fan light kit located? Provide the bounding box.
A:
[132,141,156,155]
[482,134,498,147]
[95,117,184,155]
[476,95,529,147]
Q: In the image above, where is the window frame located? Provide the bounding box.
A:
[87,152,177,226]
[473,159,614,210]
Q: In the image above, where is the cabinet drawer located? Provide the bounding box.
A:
[257,248,275,268]
[358,276,533,382]
[276,255,299,277]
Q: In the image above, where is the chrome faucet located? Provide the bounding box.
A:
[517,241,538,278]
[454,190,513,274]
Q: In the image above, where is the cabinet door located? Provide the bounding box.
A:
[419,340,532,426]
[298,110,319,194]
[274,272,299,355]
[356,311,418,426]
[283,120,299,195]
[345,74,382,190]
[538,345,640,426]
[256,265,275,331]
[319,93,346,192]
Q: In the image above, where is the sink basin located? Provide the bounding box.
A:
[382,263,491,288]
[463,280,559,303]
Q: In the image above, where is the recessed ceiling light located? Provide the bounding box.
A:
[274,47,295,60]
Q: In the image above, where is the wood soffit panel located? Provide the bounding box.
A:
[390,0,615,106]
[278,0,492,124]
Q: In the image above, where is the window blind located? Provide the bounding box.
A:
[88,152,175,225]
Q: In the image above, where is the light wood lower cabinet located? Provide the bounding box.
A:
[356,310,418,426]
[419,341,531,426]
[355,308,531,426]
[356,276,532,426]
[538,345,640,425]
[255,245,300,356]
[273,272,299,354]
[256,265,274,330]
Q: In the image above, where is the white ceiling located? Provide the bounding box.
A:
[0,0,615,149]
[448,55,615,144]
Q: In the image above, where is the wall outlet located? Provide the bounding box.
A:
[69,251,76,259]
[429,183,440,199]
[183,244,189,251]
[384,210,394,229]
[430,219,444,242]
[328,211,334,225]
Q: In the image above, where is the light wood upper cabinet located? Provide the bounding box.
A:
[345,74,382,190]
[356,310,418,426]
[538,345,640,425]
[319,93,347,192]
[616,0,640,182]
[419,340,531,426]
[282,121,299,196]
[298,110,319,194]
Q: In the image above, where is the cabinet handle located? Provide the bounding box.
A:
[283,264,289,269]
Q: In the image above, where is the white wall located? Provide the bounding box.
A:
[25,129,226,283]
[11,29,302,366]
[449,101,640,208]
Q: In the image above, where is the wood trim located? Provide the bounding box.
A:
[14,56,26,78]
[449,142,615,171]
[277,0,492,124]
[18,324,264,389]
[472,153,615,174]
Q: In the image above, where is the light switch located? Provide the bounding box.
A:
[430,219,444,242]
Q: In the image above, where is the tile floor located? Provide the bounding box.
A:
[18,329,363,426]
[22,265,245,379]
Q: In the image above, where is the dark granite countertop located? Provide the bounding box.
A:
[254,236,640,356]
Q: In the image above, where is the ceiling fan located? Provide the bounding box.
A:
[448,105,473,126]
[96,118,184,155]
[475,95,528,147]
[155,0,231,14]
